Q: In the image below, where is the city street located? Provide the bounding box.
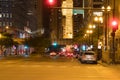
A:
[0,55,120,80]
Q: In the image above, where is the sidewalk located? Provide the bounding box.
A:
[98,60,120,69]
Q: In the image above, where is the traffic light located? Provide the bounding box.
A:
[52,42,58,46]
[111,20,118,32]
[47,0,56,6]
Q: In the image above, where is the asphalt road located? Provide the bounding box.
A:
[0,55,120,80]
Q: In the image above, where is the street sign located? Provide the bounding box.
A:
[73,10,84,14]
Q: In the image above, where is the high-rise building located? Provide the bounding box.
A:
[13,0,37,31]
[73,0,84,37]
[0,0,38,34]
[0,0,13,30]
[45,0,63,44]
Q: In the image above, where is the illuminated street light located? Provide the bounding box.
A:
[86,30,93,34]
[86,30,93,45]
[94,16,103,23]
[89,24,96,29]
[102,6,111,12]
[88,24,96,45]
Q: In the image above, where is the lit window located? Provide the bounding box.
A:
[3,13,5,17]
[3,22,5,26]
[6,13,9,18]
[10,22,12,26]
[0,14,2,18]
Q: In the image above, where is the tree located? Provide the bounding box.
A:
[24,35,51,54]
[0,32,18,55]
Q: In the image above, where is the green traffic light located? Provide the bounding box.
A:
[52,42,57,46]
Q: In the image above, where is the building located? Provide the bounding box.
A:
[73,0,84,37]
[45,0,63,44]
[0,0,38,37]
[0,0,13,31]
[48,0,86,45]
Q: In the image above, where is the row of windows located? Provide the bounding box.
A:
[0,0,14,1]
[0,13,12,18]
[73,0,83,7]
[93,4,103,8]
[0,21,12,26]
[0,0,9,1]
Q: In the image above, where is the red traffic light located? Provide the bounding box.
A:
[112,20,117,26]
[47,0,56,6]
[49,0,54,3]
[111,20,118,32]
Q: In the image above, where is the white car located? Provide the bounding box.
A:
[50,52,57,56]
[81,51,97,63]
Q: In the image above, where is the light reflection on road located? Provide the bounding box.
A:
[0,56,120,80]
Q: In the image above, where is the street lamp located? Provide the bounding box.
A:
[89,24,96,45]
[89,24,96,29]
[86,30,93,34]
[94,16,103,40]
[101,5,111,51]
[94,16,103,60]
[86,30,93,46]
[102,6,111,12]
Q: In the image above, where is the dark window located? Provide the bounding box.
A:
[93,4,102,8]
[93,0,104,2]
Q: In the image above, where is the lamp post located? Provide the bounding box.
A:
[89,24,96,45]
[94,16,103,60]
[94,16,103,42]
[102,5,111,50]
[86,30,93,46]
[111,0,117,64]
[111,20,118,63]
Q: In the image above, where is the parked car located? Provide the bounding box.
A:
[80,51,97,64]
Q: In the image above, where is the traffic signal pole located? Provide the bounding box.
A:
[111,32,115,63]
[111,0,116,64]
[111,20,118,64]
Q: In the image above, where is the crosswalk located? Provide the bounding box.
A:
[0,57,104,69]
[0,62,102,69]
